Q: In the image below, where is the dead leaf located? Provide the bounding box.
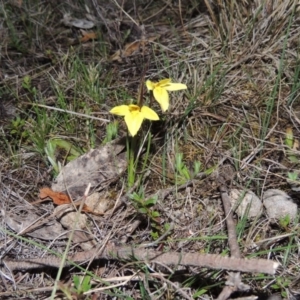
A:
[110,37,156,62]
[51,139,127,200]
[9,0,22,7]
[62,14,95,29]
[110,41,145,62]
[3,208,66,240]
[40,187,72,205]
[39,187,105,215]
[80,30,97,43]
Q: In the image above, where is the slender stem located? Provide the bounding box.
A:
[127,135,137,187]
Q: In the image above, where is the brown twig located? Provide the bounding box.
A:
[217,185,251,300]
[2,242,279,274]
[219,185,240,259]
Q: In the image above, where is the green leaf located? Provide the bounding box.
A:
[22,75,31,89]
[81,275,92,292]
[150,231,159,240]
[151,211,160,218]
[138,207,147,214]
[144,196,157,207]
[285,128,294,148]
[271,284,280,290]
[279,214,290,228]
[288,155,298,163]
[193,161,201,175]
[180,166,191,179]
[73,275,91,293]
[51,139,81,158]
[288,172,298,181]
[193,289,208,297]
[73,275,80,289]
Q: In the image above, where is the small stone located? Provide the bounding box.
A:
[263,189,298,221]
[230,189,263,219]
[59,210,87,230]
[85,192,113,214]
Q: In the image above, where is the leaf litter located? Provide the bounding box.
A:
[51,138,127,199]
[2,140,127,246]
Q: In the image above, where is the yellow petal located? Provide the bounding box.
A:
[157,78,171,87]
[141,106,159,120]
[164,83,187,91]
[124,111,144,136]
[110,105,130,116]
[153,87,169,112]
[146,80,155,91]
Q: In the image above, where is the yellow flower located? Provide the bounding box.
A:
[146,79,187,112]
[110,104,159,137]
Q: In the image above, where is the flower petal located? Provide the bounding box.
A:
[153,87,169,112]
[141,106,159,120]
[124,111,144,136]
[110,105,130,116]
[146,80,155,91]
[157,78,171,87]
[164,83,187,91]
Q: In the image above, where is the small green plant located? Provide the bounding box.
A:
[284,128,299,163]
[22,75,37,96]
[130,190,163,237]
[175,152,202,182]
[45,140,62,175]
[270,276,291,298]
[10,116,29,140]
[130,191,159,221]
[175,152,191,180]
[59,275,92,300]
[73,274,92,294]
[45,138,82,176]
[279,214,291,230]
[102,121,119,144]
[286,171,300,191]
[287,172,298,182]
[193,160,201,175]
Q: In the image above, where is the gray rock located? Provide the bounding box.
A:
[263,189,298,221]
[230,189,263,219]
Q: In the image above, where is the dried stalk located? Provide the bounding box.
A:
[217,185,252,300]
[2,242,279,275]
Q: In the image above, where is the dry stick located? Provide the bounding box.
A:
[3,242,278,274]
[217,185,244,300]
[217,186,262,300]
[219,186,241,259]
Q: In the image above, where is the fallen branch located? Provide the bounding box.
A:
[217,184,251,300]
[2,242,279,275]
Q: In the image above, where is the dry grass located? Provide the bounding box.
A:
[1,0,300,299]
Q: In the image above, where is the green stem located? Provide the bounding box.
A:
[127,135,137,187]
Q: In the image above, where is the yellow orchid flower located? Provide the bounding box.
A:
[110,104,159,137]
[146,79,187,112]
